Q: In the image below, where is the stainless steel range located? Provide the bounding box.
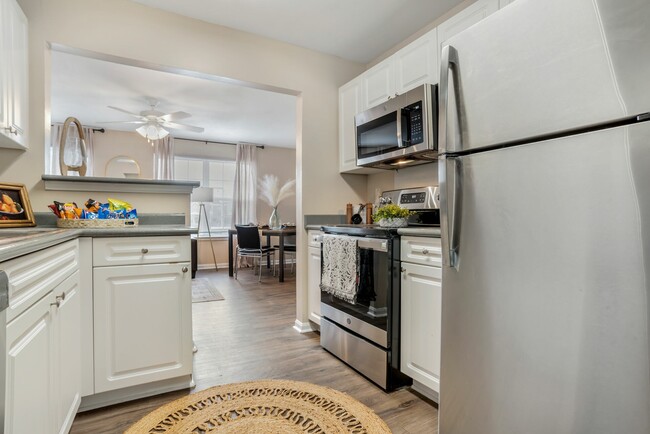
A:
[320,186,438,391]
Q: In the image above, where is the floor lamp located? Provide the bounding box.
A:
[193,187,218,271]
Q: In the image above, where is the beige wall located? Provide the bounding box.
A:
[257,147,296,226]
[93,129,154,178]
[1,0,365,325]
[366,163,438,203]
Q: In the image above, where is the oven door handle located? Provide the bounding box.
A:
[358,238,388,252]
[324,234,388,253]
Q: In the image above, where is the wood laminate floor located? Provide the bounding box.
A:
[70,268,438,433]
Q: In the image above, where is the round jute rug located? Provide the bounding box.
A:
[125,379,392,434]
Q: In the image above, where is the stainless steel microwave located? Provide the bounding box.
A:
[355,83,438,169]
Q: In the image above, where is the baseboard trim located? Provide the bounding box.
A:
[78,375,193,412]
[412,379,439,403]
[197,263,228,270]
[293,319,314,333]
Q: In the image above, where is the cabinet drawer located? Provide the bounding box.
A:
[3,239,79,323]
[93,236,191,267]
[401,236,442,267]
[307,230,323,248]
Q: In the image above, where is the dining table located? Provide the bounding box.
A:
[228,226,297,282]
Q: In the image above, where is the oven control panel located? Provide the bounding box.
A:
[381,186,439,210]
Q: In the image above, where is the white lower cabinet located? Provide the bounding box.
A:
[5,270,81,434]
[400,236,442,400]
[307,230,323,326]
[307,246,321,325]
[93,262,192,393]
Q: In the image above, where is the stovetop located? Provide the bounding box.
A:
[321,224,438,237]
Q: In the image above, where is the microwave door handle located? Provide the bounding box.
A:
[396,108,404,148]
[439,44,461,154]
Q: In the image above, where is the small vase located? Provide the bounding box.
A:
[269,206,281,229]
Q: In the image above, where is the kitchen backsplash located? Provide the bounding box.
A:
[366,162,437,203]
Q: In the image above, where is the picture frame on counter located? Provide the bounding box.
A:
[0,182,36,227]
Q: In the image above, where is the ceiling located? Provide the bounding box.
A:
[52,1,467,148]
[129,0,466,63]
[51,51,297,148]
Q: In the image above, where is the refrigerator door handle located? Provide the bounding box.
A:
[439,156,462,268]
[439,44,461,154]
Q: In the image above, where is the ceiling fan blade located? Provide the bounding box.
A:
[162,121,205,133]
[96,120,147,124]
[160,111,191,122]
[107,106,145,118]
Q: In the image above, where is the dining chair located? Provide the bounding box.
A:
[234,225,277,282]
[275,235,296,275]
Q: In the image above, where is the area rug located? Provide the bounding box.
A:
[124,379,392,434]
[191,278,225,303]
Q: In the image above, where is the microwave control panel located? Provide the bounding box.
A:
[403,101,424,146]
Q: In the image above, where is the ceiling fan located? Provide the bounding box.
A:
[99,98,204,141]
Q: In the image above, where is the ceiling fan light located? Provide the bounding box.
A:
[136,123,169,141]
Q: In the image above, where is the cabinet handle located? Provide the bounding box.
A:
[141,248,149,254]
[50,294,64,308]
[182,266,189,273]
[421,249,429,255]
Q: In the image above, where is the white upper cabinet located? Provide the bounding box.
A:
[338,77,381,174]
[362,29,439,109]
[0,0,28,149]
[394,31,439,95]
[438,0,499,52]
[362,60,395,109]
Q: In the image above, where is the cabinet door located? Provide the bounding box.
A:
[0,0,8,135]
[307,245,321,325]
[395,31,439,95]
[338,79,382,175]
[5,291,55,434]
[54,271,82,434]
[339,78,361,173]
[438,0,499,52]
[0,0,28,149]
[93,262,193,393]
[401,262,442,393]
[7,0,27,148]
[362,60,395,108]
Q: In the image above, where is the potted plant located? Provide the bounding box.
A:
[373,203,413,228]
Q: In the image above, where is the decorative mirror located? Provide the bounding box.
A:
[104,156,141,178]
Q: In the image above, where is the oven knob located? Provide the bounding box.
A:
[422,249,429,255]
[346,318,352,325]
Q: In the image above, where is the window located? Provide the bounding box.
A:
[174,156,236,236]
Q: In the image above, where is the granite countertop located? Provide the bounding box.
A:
[0,224,196,263]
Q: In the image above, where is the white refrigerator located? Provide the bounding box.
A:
[437,0,650,433]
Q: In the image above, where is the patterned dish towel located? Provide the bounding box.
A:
[320,235,359,303]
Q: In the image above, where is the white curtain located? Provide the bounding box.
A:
[47,124,95,176]
[153,135,175,180]
[232,143,258,226]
